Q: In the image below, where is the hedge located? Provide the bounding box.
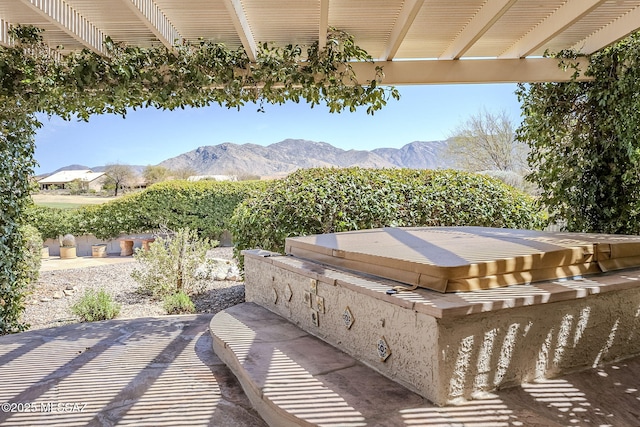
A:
[27,180,267,240]
[230,168,546,263]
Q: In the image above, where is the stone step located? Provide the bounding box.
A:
[210,302,434,426]
[208,303,640,427]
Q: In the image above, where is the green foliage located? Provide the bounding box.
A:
[230,168,545,265]
[517,32,640,233]
[163,292,195,315]
[25,180,266,241]
[128,180,268,240]
[0,101,38,335]
[24,204,80,239]
[71,289,121,322]
[131,228,218,299]
[19,224,42,289]
[2,25,399,120]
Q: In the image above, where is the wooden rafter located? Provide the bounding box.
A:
[382,0,424,60]
[0,18,12,47]
[124,0,182,49]
[20,0,105,54]
[318,0,329,50]
[576,5,640,54]
[439,0,518,60]
[500,0,607,58]
[223,0,257,62]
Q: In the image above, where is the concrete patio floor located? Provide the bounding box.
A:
[0,314,267,426]
[2,309,638,426]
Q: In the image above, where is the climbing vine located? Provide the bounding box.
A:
[516,32,640,233]
[2,25,399,119]
[0,24,398,334]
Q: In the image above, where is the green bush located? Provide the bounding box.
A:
[27,180,266,241]
[71,289,121,322]
[19,224,43,289]
[230,168,546,264]
[163,292,195,314]
[131,228,218,299]
[23,204,78,240]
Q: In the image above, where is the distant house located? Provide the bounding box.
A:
[38,170,107,191]
[187,175,238,182]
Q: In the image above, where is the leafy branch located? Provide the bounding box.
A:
[1,25,399,119]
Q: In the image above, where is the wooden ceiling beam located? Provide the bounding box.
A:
[439,0,517,60]
[223,0,257,62]
[351,57,591,85]
[381,0,424,60]
[318,0,329,50]
[500,0,606,58]
[123,0,182,49]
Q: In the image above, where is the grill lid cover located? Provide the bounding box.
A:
[284,227,640,292]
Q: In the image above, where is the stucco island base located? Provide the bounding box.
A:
[242,249,640,406]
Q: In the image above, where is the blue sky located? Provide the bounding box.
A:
[34,83,522,174]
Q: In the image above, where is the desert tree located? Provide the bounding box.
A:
[143,165,171,185]
[104,164,135,196]
[445,108,528,174]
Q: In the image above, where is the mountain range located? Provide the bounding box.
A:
[158,139,450,178]
[45,139,451,178]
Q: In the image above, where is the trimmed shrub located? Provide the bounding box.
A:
[128,180,267,240]
[23,205,78,240]
[163,292,195,314]
[131,228,218,299]
[71,289,121,322]
[27,180,267,240]
[230,168,546,264]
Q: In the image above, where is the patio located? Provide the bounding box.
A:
[2,1,640,425]
[0,308,638,426]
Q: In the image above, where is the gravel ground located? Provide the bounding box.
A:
[21,247,245,330]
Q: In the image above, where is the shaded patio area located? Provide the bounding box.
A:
[0,309,638,426]
[0,314,265,426]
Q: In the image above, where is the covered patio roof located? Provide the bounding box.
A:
[1,0,639,84]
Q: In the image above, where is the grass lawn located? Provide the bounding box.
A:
[32,194,117,209]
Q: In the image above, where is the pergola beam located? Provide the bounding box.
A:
[439,0,517,60]
[576,5,640,54]
[0,18,12,47]
[350,57,591,85]
[20,0,105,54]
[124,0,182,48]
[381,0,424,60]
[318,0,329,50]
[500,0,606,58]
[223,0,257,62]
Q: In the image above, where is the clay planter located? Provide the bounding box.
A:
[41,246,50,259]
[59,246,77,259]
[91,244,107,258]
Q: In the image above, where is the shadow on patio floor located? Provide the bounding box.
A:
[0,314,266,426]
